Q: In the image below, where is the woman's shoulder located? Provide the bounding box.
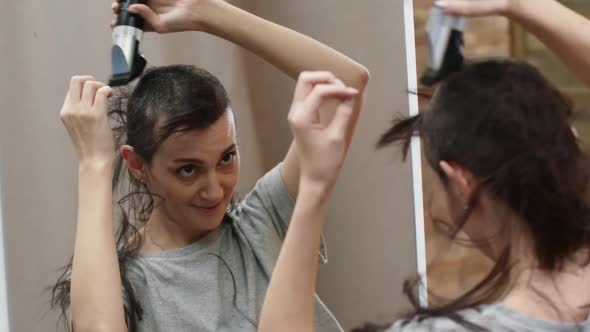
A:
[385,302,590,332]
[230,163,294,231]
[385,305,499,332]
[386,317,472,332]
[387,317,466,332]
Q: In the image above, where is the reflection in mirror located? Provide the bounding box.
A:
[510,0,590,108]
[510,0,590,157]
[414,0,507,301]
[414,0,590,330]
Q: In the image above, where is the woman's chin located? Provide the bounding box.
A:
[190,204,228,229]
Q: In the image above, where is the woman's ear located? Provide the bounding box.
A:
[439,160,476,204]
[571,125,579,138]
[121,145,146,181]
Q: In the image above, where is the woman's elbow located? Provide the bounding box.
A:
[259,321,314,332]
[352,65,370,91]
[73,320,127,332]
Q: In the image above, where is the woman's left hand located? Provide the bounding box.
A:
[288,71,358,193]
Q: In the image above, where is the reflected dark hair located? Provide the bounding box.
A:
[376,59,590,330]
[50,65,232,331]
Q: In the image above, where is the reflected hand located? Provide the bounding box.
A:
[60,76,116,166]
[434,0,512,17]
[111,0,213,33]
[288,72,358,191]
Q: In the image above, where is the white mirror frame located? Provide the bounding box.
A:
[0,154,11,331]
[403,0,428,307]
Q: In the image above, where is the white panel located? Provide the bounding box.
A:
[403,0,428,306]
[0,153,11,332]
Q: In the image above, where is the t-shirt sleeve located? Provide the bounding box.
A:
[385,320,430,332]
[385,316,479,331]
[235,163,328,263]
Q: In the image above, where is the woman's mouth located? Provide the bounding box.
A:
[193,202,222,213]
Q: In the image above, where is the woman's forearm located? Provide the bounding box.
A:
[259,182,329,332]
[194,1,368,200]
[197,1,369,89]
[508,0,590,87]
[70,162,126,332]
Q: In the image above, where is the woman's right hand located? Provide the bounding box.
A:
[287,72,358,194]
[434,0,514,17]
[60,76,116,167]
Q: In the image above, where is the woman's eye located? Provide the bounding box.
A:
[178,166,196,177]
[219,152,236,166]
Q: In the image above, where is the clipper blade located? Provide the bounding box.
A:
[108,43,146,87]
[420,7,466,86]
[420,30,464,86]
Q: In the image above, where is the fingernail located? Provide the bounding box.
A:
[127,5,137,13]
[348,88,359,94]
[434,0,448,8]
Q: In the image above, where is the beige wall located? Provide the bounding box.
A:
[0,0,418,331]
[246,1,420,329]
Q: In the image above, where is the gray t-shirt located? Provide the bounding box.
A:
[125,165,342,332]
[387,303,590,332]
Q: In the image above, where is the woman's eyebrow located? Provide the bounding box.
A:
[172,143,237,164]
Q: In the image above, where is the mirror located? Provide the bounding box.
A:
[414,0,590,305]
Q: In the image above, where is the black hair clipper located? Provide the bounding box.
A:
[109,0,148,87]
[420,7,466,86]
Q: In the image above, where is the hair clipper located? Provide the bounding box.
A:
[109,0,148,87]
[420,7,466,86]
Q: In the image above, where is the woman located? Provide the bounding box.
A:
[259,0,590,331]
[51,0,368,331]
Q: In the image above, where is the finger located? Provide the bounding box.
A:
[293,71,337,103]
[69,75,96,102]
[299,84,358,123]
[439,161,456,177]
[327,98,355,141]
[111,1,120,14]
[303,84,358,112]
[435,0,504,17]
[94,86,114,112]
[571,126,579,138]
[82,81,106,107]
[127,4,161,31]
[334,78,345,88]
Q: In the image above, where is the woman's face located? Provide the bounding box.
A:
[145,110,240,233]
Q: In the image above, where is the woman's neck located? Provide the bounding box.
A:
[140,208,214,253]
[467,199,590,322]
[504,247,590,323]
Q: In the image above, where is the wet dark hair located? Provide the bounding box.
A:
[376,59,590,330]
[50,65,232,331]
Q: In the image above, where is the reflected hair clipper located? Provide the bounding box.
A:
[109,0,148,87]
[420,7,466,86]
